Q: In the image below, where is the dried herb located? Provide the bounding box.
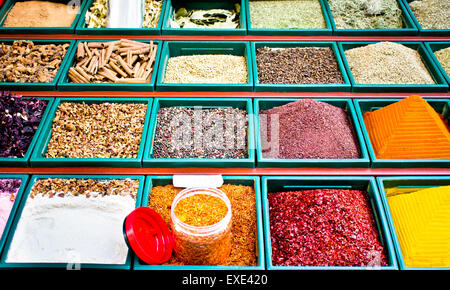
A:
[344,42,435,84]
[249,0,326,29]
[0,92,48,158]
[434,47,450,77]
[328,0,403,29]
[256,47,344,84]
[170,4,240,29]
[409,0,450,30]
[268,188,388,266]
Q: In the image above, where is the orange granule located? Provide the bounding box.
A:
[174,194,228,227]
[363,95,450,159]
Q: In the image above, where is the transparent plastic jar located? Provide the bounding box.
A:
[170,187,232,265]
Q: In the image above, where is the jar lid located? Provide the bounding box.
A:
[123,207,173,265]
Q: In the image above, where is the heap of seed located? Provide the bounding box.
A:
[45,102,147,159]
[256,47,344,84]
[434,47,450,77]
[163,55,248,84]
[29,178,139,199]
[152,107,248,159]
[148,184,258,266]
[268,189,388,266]
[260,99,360,159]
[249,0,326,29]
[409,0,450,30]
[344,42,435,84]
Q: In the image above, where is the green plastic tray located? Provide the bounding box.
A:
[339,42,449,93]
[0,97,54,167]
[155,41,254,92]
[143,97,255,168]
[252,41,351,92]
[324,0,418,36]
[0,174,145,270]
[262,176,398,270]
[424,42,450,86]
[133,175,265,270]
[353,98,450,168]
[0,174,29,268]
[57,39,162,91]
[75,0,166,35]
[401,0,450,36]
[246,0,332,36]
[376,176,450,270]
[162,0,247,35]
[30,98,153,168]
[0,0,87,34]
[0,39,75,91]
[254,98,370,168]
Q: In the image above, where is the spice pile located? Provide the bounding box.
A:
[3,0,80,27]
[434,47,450,77]
[409,0,450,30]
[0,92,48,158]
[268,188,388,266]
[152,107,248,159]
[363,95,450,159]
[256,47,344,84]
[68,40,158,84]
[45,102,148,159]
[387,185,450,267]
[344,42,435,84]
[328,0,403,29]
[6,178,138,264]
[170,5,241,29]
[249,0,326,29]
[164,54,248,84]
[174,194,228,227]
[0,179,21,238]
[0,40,69,83]
[260,99,360,159]
[148,184,258,266]
[85,0,163,28]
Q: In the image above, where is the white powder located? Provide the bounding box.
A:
[6,194,135,265]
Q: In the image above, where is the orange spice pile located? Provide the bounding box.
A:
[174,194,228,227]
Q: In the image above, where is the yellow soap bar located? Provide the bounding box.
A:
[387,185,450,267]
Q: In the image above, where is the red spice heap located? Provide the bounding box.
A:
[268,189,388,267]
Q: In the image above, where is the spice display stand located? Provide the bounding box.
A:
[0,14,449,272]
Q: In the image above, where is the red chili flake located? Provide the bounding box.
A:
[268,189,388,267]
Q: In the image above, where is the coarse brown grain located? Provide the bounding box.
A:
[148,184,258,266]
[256,46,344,84]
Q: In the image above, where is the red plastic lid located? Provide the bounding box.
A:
[123,207,173,265]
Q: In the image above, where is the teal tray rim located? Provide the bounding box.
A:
[0,39,76,90]
[57,39,162,91]
[253,98,370,168]
[424,42,450,86]
[0,97,54,167]
[0,174,29,268]
[261,175,398,270]
[0,174,145,269]
[75,0,166,35]
[245,0,332,36]
[0,0,87,34]
[29,97,153,168]
[142,97,256,167]
[376,176,450,270]
[132,175,265,270]
[353,98,450,167]
[338,42,449,92]
[401,0,450,36]
[324,0,418,35]
[155,40,254,92]
[251,41,351,92]
[161,0,247,36]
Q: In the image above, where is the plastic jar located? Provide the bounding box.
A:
[170,187,232,265]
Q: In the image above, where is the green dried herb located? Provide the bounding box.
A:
[170,5,240,29]
[409,0,450,30]
[328,0,403,29]
[249,0,326,29]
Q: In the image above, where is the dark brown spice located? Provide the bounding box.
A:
[256,47,344,84]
